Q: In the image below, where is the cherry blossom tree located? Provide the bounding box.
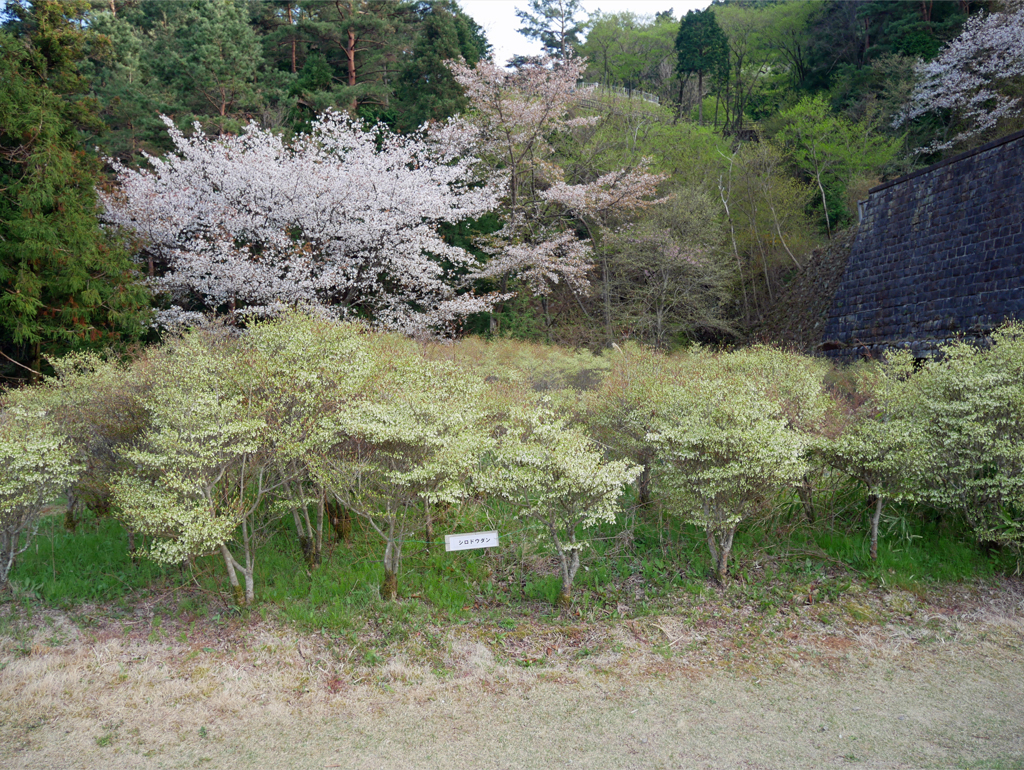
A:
[102,111,503,333]
[896,6,1024,153]
[448,56,597,299]
[450,56,668,339]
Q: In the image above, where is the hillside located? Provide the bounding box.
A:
[752,228,858,353]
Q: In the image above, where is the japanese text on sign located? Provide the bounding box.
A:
[444,531,499,552]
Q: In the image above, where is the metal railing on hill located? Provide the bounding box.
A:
[577,82,660,105]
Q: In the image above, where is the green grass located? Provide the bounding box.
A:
[3,487,1017,635]
[8,515,171,608]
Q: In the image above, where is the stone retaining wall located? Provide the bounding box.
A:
[821,129,1024,361]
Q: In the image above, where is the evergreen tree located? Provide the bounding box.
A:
[393,0,490,132]
[675,7,728,126]
[80,8,170,162]
[294,0,409,118]
[515,0,587,62]
[152,0,267,135]
[0,1,150,380]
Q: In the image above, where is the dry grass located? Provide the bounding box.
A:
[2,579,1023,769]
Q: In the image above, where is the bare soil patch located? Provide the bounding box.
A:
[2,579,1023,769]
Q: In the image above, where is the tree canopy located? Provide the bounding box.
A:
[0,0,150,379]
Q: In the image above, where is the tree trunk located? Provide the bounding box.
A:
[697,70,704,126]
[557,547,580,607]
[706,521,735,583]
[637,463,652,512]
[328,498,352,543]
[602,252,614,347]
[345,27,358,113]
[243,568,255,605]
[287,5,297,74]
[797,474,815,523]
[220,543,245,605]
[347,27,357,87]
[382,536,401,600]
[870,494,884,560]
[813,155,833,240]
[313,490,325,567]
[289,480,320,568]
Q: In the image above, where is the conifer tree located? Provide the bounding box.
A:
[515,0,587,62]
[675,7,728,126]
[0,1,150,379]
[394,0,490,132]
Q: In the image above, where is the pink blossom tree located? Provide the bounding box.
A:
[102,112,503,334]
[896,6,1024,153]
[448,56,597,303]
[449,56,667,340]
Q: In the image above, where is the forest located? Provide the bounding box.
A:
[1,0,1024,612]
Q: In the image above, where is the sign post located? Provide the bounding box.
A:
[444,531,499,552]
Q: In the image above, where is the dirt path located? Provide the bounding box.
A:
[2,588,1023,770]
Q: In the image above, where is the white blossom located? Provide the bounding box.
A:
[896,7,1024,152]
[102,112,503,333]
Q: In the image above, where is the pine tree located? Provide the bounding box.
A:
[0,1,150,379]
[515,0,587,62]
[393,0,490,132]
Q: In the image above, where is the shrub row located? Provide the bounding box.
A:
[2,315,1022,603]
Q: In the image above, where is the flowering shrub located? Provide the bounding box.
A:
[649,347,824,580]
[308,341,492,599]
[0,399,81,587]
[477,398,639,605]
[908,325,1024,562]
[824,351,927,559]
[112,331,280,605]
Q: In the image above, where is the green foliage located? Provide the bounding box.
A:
[4,515,166,604]
[601,188,736,349]
[580,11,678,99]
[514,0,586,61]
[153,0,266,136]
[823,351,928,559]
[477,393,640,604]
[0,393,81,586]
[111,326,301,604]
[675,7,728,125]
[907,325,1024,564]
[393,0,490,132]
[0,5,150,377]
[770,94,900,236]
[650,346,826,580]
[6,316,1024,610]
[22,351,149,525]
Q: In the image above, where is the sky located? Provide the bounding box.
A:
[459,0,713,66]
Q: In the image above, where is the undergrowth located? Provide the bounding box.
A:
[2,488,1015,637]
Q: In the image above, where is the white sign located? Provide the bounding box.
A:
[444,531,499,552]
